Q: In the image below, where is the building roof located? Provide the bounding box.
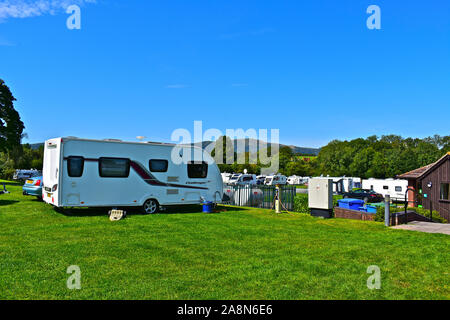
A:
[398,152,450,180]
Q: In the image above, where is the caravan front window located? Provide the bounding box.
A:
[67,156,84,177]
[187,161,208,179]
[99,158,130,178]
[149,159,168,172]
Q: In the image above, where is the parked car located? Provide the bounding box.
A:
[342,189,383,203]
[23,176,43,200]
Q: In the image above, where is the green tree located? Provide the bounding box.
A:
[0,79,25,153]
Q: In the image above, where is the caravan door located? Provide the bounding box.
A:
[43,138,62,206]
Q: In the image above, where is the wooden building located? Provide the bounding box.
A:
[398,152,450,222]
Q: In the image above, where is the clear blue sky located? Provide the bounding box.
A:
[1,0,449,148]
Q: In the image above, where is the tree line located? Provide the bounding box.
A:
[214,135,449,179]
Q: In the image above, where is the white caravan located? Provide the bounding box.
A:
[221,173,233,184]
[265,174,287,186]
[319,176,361,193]
[228,174,257,186]
[362,178,408,201]
[42,137,223,213]
[287,175,308,185]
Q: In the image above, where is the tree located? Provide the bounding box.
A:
[0,79,25,153]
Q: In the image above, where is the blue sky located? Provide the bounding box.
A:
[0,0,449,148]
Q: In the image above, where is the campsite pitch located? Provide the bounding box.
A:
[0,182,448,300]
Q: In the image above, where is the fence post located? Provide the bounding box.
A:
[384,195,390,227]
[275,185,281,213]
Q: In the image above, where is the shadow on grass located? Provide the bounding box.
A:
[1,181,22,186]
[0,199,20,206]
[54,204,248,217]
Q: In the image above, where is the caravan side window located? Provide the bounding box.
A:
[395,186,402,192]
[149,159,168,172]
[99,158,130,178]
[187,161,208,179]
[67,156,84,177]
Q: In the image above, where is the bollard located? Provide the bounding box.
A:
[384,195,390,227]
[275,185,281,214]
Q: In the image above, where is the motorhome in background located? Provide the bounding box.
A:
[256,175,266,185]
[228,174,257,186]
[42,137,223,214]
[221,173,233,184]
[265,174,287,186]
[287,175,308,185]
[362,178,408,201]
[320,176,361,194]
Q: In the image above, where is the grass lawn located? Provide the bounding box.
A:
[0,182,449,300]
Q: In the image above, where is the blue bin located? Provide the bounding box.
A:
[338,198,365,211]
[365,205,377,214]
[202,201,213,213]
[359,206,367,212]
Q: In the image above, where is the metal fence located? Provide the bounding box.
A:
[222,184,296,211]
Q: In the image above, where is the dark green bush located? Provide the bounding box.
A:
[374,205,447,223]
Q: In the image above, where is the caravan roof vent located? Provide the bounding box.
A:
[103,139,122,142]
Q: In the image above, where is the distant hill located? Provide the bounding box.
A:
[187,138,320,155]
[25,140,321,155]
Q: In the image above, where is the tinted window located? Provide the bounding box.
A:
[243,176,253,181]
[67,156,84,177]
[187,161,208,178]
[149,159,168,172]
[395,186,402,192]
[383,186,389,190]
[99,158,130,178]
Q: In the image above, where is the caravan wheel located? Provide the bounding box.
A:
[143,199,159,214]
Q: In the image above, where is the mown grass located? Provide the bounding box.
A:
[0,183,448,300]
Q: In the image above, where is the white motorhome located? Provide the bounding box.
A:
[221,173,233,184]
[265,174,287,186]
[287,175,307,185]
[362,178,408,201]
[318,176,361,193]
[42,137,223,214]
[228,174,257,186]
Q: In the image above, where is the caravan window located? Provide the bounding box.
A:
[149,159,168,172]
[395,186,402,192]
[187,161,208,179]
[99,158,130,178]
[383,186,389,190]
[67,156,84,177]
